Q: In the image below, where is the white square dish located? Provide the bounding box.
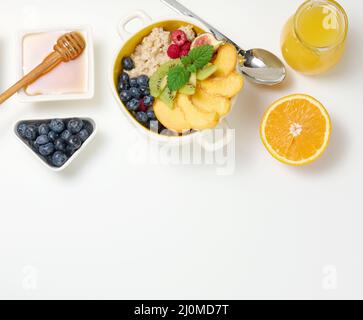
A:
[17,25,94,103]
[14,117,97,172]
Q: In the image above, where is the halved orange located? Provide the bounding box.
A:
[260,94,332,166]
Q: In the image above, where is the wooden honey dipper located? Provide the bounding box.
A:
[0,32,86,104]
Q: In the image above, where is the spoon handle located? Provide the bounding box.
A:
[160,0,245,55]
[0,52,62,105]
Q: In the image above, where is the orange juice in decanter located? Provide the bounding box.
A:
[281,0,348,75]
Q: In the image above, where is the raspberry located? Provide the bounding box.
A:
[171,30,188,47]
[167,44,181,59]
[180,41,191,56]
[182,41,191,51]
[180,49,189,57]
[138,100,147,112]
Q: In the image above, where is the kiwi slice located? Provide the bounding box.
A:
[179,84,196,96]
[159,87,177,109]
[197,64,218,81]
[150,59,182,97]
[189,73,197,87]
[160,76,168,92]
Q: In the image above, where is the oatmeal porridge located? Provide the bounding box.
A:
[126,26,196,78]
[126,28,171,78]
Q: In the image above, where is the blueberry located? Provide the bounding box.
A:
[129,78,138,88]
[66,145,77,156]
[52,151,68,168]
[130,87,141,99]
[38,123,49,136]
[118,81,130,92]
[126,99,140,111]
[139,86,150,97]
[149,120,160,132]
[17,123,28,137]
[122,57,135,71]
[61,130,72,141]
[146,109,156,120]
[137,75,149,87]
[143,95,154,107]
[136,112,148,124]
[119,72,129,84]
[54,139,67,152]
[119,90,131,103]
[78,129,90,142]
[83,121,94,135]
[67,118,84,134]
[24,125,38,140]
[36,135,50,145]
[48,131,59,142]
[49,119,65,133]
[39,143,55,156]
[32,141,40,150]
[68,135,82,150]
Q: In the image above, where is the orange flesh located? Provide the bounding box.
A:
[264,98,327,162]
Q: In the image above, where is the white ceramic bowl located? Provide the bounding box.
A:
[17,25,94,103]
[14,117,97,172]
[110,11,237,151]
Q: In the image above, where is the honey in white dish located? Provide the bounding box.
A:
[22,31,88,96]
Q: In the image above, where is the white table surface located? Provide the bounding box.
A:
[0,0,362,300]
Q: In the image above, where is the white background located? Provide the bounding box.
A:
[0,0,362,300]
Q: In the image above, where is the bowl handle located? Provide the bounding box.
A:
[197,119,234,152]
[118,10,152,40]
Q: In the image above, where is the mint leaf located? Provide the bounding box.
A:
[181,55,192,66]
[187,65,197,74]
[165,45,214,92]
[188,45,214,70]
[167,66,191,91]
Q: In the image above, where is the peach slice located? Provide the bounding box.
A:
[200,71,244,98]
[176,94,219,130]
[192,87,231,117]
[154,99,191,133]
[213,44,238,77]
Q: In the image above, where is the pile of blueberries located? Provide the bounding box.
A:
[119,57,163,133]
[17,118,93,168]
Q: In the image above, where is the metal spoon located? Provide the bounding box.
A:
[161,0,286,85]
